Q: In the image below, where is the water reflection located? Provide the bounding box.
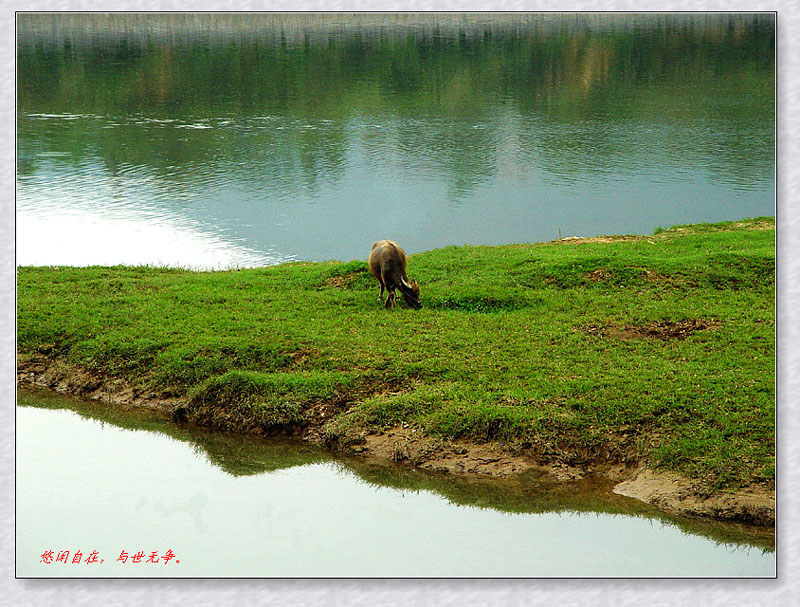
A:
[17,151,294,269]
[16,13,774,267]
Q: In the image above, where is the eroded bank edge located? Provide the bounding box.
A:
[16,355,775,526]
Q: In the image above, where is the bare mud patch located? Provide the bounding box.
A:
[348,430,774,526]
[643,268,671,282]
[345,426,619,480]
[554,234,651,245]
[581,319,720,341]
[582,267,673,284]
[17,354,178,413]
[583,268,614,282]
[323,272,361,289]
[613,469,774,526]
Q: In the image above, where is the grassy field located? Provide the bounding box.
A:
[16,217,775,492]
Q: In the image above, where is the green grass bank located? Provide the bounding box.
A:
[17,217,775,495]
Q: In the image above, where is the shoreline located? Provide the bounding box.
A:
[17,354,775,527]
[16,219,775,527]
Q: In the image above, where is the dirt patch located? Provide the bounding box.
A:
[583,268,614,282]
[285,347,319,369]
[341,426,625,480]
[612,319,721,340]
[582,319,720,341]
[17,354,178,413]
[341,428,774,525]
[643,268,670,282]
[613,469,774,526]
[554,234,658,246]
[582,266,677,285]
[323,272,361,289]
[729,219,774,231]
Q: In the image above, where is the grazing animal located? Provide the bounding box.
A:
[368,240,421,309]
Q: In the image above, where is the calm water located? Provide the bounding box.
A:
[16,13,774,268]
[17,389,774,578]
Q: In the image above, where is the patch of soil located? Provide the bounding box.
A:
[342,426,623,480]
[582,267,678,285]
[342,428,773,525]
[582,319,720,341]
[643,268,670,282]
[613,469,774,526]
[323,272,361,289]
[730,219,774,231]
[555,234,656,245]
[17,354,177,413]
[286,347,319,369]
[583,268,614,282]
[551,218,771,246]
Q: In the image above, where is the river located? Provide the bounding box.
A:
[17,13,774,269]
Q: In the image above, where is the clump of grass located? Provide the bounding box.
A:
[183,370,354,431]
[152,343,294,391]
[71,337,168,375]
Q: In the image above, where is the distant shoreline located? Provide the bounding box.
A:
[18,12,769,45]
